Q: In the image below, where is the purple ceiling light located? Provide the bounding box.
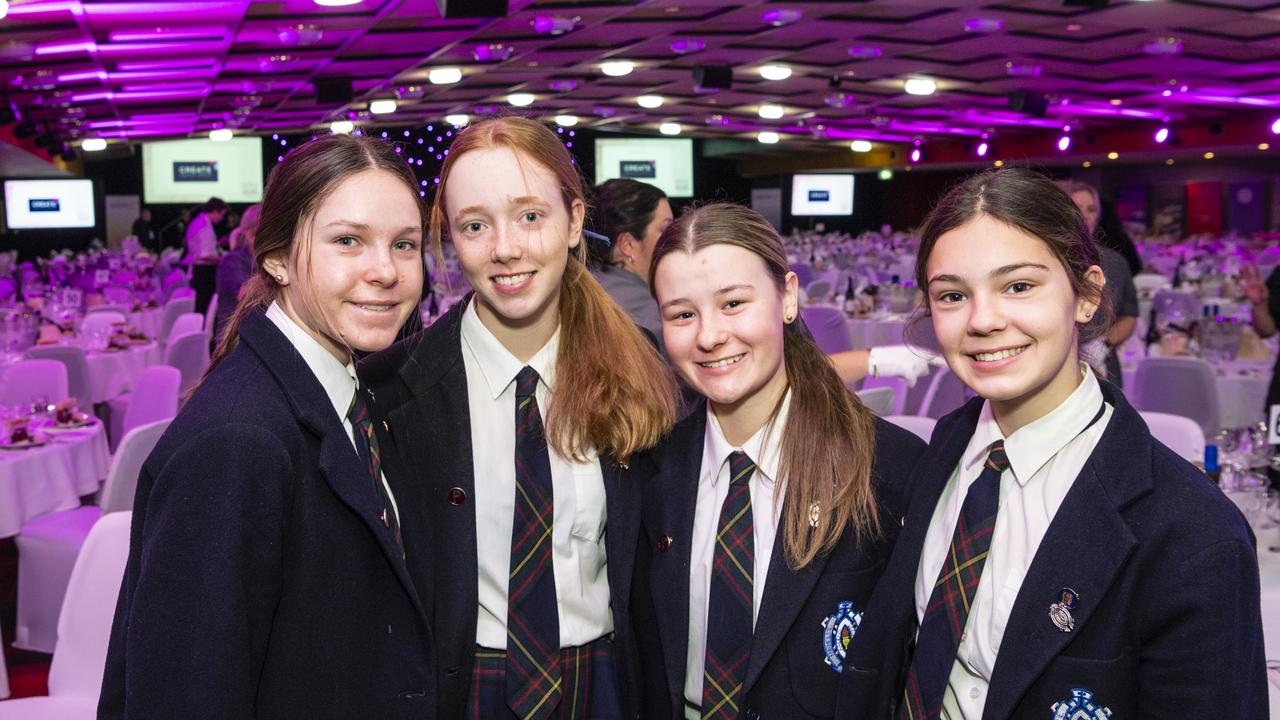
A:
[847,46,882,60]
[532,16,576,35]
[909,147,921,163]
[1271,117,1280,135]
[976,141,989,157]
[1154,126,1170,143]
[1057,134,1071,151]
[473,43,514,62]
[35,40,95,55]
[670,39,705,55]
[964,18,1003,33]
[762,9,801,26]
[108,26,224,42]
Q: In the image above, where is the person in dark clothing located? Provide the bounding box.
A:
[131,208,157,251]
[1097,199,1142,276]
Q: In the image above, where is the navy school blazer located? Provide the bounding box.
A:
[359,297,653,719]
[837,380,1267,719]
[631,404,926,720]
[99,308,436,719]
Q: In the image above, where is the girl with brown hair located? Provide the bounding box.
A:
[359,116,676,720]
[100,134,436,717]
[840,167,1263,719]
[630,202,924,719]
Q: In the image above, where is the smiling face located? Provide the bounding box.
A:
[266,168,424,361]
[655,243,798,430]
[926,213,1102,433]
[445,145,585,354]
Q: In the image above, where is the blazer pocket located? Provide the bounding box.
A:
[785,570,880,718]
[1025,648,1135,719]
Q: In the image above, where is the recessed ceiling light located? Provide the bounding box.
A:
[1203,151,1215,159]
[976,141,989,157]
[600,61,635,77]
[314,0,361,6]
[757,131,780,144]
[878,169,893,180]
[507,93,535,107]
[554,114,578,127]
[1057,135,1071,151]
[1271,117,1280,134]
[1082,161,1092,168]
[993,159,1004,167]
[330,120,354,134]
[759,64,792,81]
[1110,98,1123,106]
[762,9,801,26]
[445,114,470,126]
[659,122,681,136]
[636,95,664,109]
[1154,126,1169,143]
[850,140,873,153]
[428,67,462,85]
[758,104,784,119]
[1107,151,1119,160]
[1260,143,1271,151]
[1165,159,1174,165]
[209,128,233,141]
[670,39,705,55]
[80,137,106,151]
[369,99,397,114]
[904,76,936,96]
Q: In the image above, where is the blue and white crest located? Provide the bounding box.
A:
[1051,687,1113,720]
[820,600,862,672]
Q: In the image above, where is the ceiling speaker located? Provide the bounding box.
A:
[693,65,732,91]
[314,77,353,105]
[436,0,507,18]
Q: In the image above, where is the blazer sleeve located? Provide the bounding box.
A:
[100,423,293,719]
[1137,537,1267,717]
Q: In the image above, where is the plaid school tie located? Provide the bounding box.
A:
[899,440,1009,720]
[505,367,562,720]
[701,450,756,720]
[347,388,400,546]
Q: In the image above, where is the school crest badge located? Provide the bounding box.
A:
[1051,687,1113,720]
[820,600,861,672]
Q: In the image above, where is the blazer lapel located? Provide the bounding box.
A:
[744,520,832,693]
[982,383,1152,720]
[650,409,707,705]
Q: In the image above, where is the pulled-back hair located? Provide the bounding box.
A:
[649,202,880,570]
[430,116,676,463]
[208,134,427,372]
[915,167,1110,347]
[587,178,667,271]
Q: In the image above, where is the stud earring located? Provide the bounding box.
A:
[275,274,284,284]
[784,313,794,323]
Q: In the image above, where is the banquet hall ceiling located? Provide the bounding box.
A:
[2,0,1279,151]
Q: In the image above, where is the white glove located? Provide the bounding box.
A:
[867,345,946,387]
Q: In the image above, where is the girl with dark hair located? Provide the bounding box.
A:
[100,134,435,718]
[841,167,1264,719]
[631,202,924,719]
[360,117,677,720]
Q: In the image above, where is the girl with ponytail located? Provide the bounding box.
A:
[359,116,676,720]
[630,202,924,719]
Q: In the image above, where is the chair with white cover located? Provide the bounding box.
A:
[156,295,196,344]
[0,359,69,407]
[800,305,853,355]
[0,512,132,719]
[22,346,91,406]
[164,331,211,395]
[1132,273,1171,295]
[85,303,130,317]
[884,414,938,442]
[107,365,180,452]
[204,293,218,332]
[12,421,166,655]
[805,280,832,303]
[80,311,126,339]
[1131,357,1221,438]
[169,312,204,340]
[1139,411,1206,463]
[860,376,908,415]
[855,386,895,417]
[918,366,972,419]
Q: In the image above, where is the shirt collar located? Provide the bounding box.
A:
[702,391,792,489]
[962,363,1105,486]
[264,300,358,423]
[460,296,560,400]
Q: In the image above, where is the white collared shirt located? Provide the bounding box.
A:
[460,299,611,650]
[264,301,399,520]
[914,365,1112,719]
[684,394,791,710]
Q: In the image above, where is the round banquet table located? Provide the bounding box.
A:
[1121,359,1272,430]
[846,313,940,352]
[0,419,109,539]
[127,307,163,339]
[84,341,162,404]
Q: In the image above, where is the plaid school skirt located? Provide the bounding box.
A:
[466,635,621,720]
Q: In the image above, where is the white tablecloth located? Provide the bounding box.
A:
[127,307,163,339]
[1121,359,1272,430]
[84,342,162,404]
[0,419,109,538]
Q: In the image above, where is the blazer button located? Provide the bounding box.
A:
[745,709,760,720]
[447,487,466,506]
[658,535,673,552]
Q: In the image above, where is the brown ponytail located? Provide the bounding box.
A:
[430,116,677,462]
[650,203,880,569]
